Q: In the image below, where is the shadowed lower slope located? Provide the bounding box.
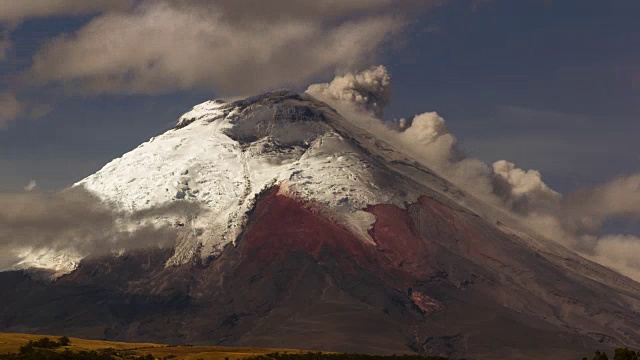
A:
[3,186,640,359]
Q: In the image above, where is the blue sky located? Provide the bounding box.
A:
[1,0,638,194]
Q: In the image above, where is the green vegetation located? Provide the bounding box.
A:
[1,337,160,360]
[0,345,159,360]
[582,348,640,360]
[0,334,311,360]
[0,333,160,355]
[18,337,72,352]
[0,337,449,360]
[0,333,291,360]
[613,348,640,360]
[12,334,640,360]
[0,335,208,360]
[0,346,451,360]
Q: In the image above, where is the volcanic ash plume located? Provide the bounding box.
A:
[308,66,640,281]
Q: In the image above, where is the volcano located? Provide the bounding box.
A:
[2,90,640,360]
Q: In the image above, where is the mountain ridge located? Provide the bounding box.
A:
[3,90,640,359]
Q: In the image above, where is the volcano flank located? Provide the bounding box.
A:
[2,90,640,360]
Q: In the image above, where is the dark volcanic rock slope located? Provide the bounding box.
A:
[2,91,640,360]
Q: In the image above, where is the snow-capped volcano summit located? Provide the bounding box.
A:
[77,90,431,266]
[6,88,640,360]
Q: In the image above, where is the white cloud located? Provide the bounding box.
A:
[0,187,202,271]
[23,0,443,96]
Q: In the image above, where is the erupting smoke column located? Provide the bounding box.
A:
[307,66,640,281]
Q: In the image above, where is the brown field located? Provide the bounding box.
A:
[0,333,311,360]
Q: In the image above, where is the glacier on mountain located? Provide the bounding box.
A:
[75,91,426,268]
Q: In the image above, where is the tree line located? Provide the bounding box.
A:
[583,348,639,360]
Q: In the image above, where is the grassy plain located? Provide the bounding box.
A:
[0,333,308,360]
